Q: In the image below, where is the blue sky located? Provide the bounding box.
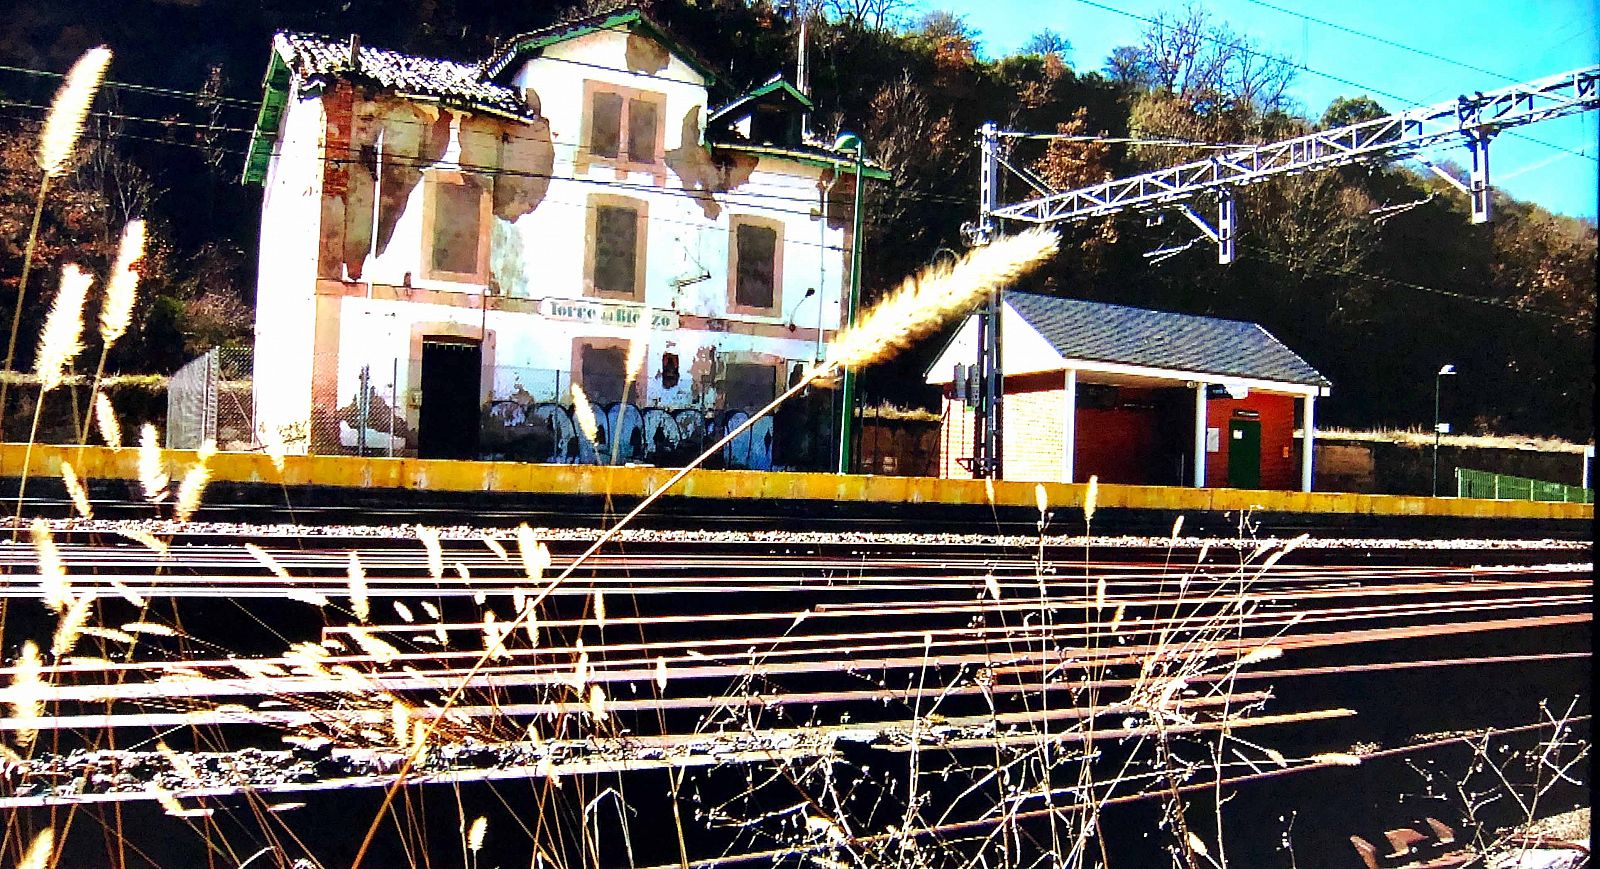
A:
[915,0,1600,219]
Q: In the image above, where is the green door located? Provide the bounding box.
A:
[1227,418,1261,489]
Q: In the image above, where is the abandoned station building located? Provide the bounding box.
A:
[243,8,882,469]
[927,293,1331,491]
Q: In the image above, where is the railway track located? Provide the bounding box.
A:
[0,503,1589,867]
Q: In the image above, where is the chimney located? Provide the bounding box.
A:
[349,33,361,72]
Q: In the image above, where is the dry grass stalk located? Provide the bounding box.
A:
[121,621,175,636]
[347,551,370,621]
[1238,645,1283,666]
[9,641,44,748]
[1084,474,1099,525]
[18,826,54,869]
[34,264,91,393]
[258,423,287,474]
[516,524,549,582]
[1312,752,1363,766]
[479,532,509,561]
[51,593,94,657]
[391,700,410,751]
[100,219,145,345]
[820,228,1058,374]
[467,816,488,853]
[157,740,197,782]
[350,629,399,665]
[30,519,70,613]
[593,590,606,627]
[392,601,414,622]
[38,47,111,177]
[137,423,168,500]
[95,392,122,447]
[60,461,91,519]
[588,684,608,721]
[116,526,167,556]
[245,542,292,580]
[655,657,668,691]
[570,382,600,445]
[173,440,215,522]
[416,524,444,581]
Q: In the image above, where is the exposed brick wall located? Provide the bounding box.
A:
[1204,392,1298,490]
[940,394,975,479]
[1002,374,1067,483]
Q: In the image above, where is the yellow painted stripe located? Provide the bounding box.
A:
[3,443,1591,521]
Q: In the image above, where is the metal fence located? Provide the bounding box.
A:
[1456,467,1594,503]
[166,347,254,450]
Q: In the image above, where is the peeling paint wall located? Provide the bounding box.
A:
[261,25,851,464]
[253,78,326,454]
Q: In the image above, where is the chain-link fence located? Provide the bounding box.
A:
[166,347,254,450]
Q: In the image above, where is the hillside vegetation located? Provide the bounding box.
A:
[0,0,1591,439]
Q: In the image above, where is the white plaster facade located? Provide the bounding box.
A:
[248,13,864,466]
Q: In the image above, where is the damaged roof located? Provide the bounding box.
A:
[272,32,532,121]
[1007,292,1331,388]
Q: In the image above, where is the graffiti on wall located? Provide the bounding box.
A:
[485,399,776,470]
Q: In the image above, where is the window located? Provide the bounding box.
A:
[422,171,489,282]
[728,215,784,316]
[723,362,777,411]
[574,338,641,405]
[585,195,647,300]
[590,92,623,159]
[582,82,664,171]
[660,352,680,389]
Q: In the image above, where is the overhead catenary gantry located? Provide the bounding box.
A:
[963,64,1600,479]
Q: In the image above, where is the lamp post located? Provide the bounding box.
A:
[834,132,864,475]
[1432,363,1456,496]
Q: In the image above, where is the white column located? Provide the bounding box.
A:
[1301,395,1316,493]
[1061,368,1077,483]
[1193,383,1208,487]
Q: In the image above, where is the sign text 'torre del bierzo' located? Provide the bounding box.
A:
[540,298,679,330]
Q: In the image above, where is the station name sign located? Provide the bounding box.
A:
[540,298,678,330]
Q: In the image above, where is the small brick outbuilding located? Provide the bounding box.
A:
[925,292,1332,491]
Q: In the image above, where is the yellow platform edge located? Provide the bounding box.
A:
[2,443,1590,521]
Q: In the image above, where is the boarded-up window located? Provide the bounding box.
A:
[723,362,777,410]
[660,352,680,389]
[430,178,484,278]
[594,204,639,295]
[590,92,623,159]
[627,98,658,162]
[579,344,636,405]
[734,223,777,309]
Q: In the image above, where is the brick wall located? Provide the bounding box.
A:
[1002,373,1068,483]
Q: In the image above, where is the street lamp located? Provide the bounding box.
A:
[834,132,864,474]
[1432,364,1456,496]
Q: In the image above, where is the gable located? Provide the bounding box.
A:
[482,9,717,87]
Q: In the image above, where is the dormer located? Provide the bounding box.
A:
[705,77,812,148]
[480,7,718,95]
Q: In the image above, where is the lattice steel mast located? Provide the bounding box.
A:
[964,65,1599,478]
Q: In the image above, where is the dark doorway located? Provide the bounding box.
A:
[418,339,482,460]
[1227,417,1261,489]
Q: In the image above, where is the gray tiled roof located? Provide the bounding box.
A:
[1007,292,1330,388]
[274,32,532,120]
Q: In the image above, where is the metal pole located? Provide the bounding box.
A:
[1440,372,1452,499]
[973,121,1003,479]
[836,137,865,474]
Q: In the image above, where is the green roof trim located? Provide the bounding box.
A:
[709,142,891,180]
[242,51,291,185]
[483,8,719,85]
[706,78,813,127]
